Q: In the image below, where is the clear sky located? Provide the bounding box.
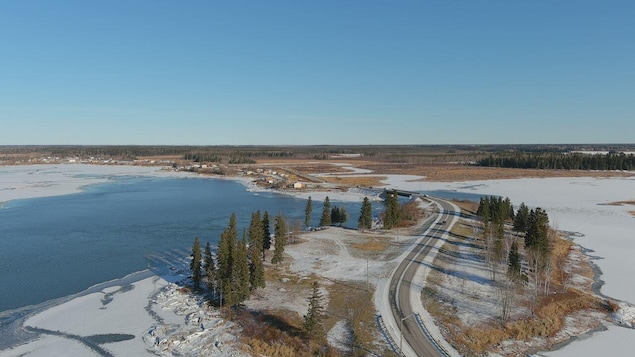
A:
[2,1,634,145]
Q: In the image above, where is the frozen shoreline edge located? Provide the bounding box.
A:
[2,164,634,356]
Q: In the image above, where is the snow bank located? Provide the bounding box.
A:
[0,273,246,357]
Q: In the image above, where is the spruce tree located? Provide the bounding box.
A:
[358,196,373,230]
[505,197,515,220]
[217,214,237,306]
[525,208,550,260]
[272,212,287,264]
[248,211,263,256]
[383,191,400,229]
[232,232,251,305]
[304,196,313,229]
[190,237,202,290]
[248,212,265,291]
[303,281,326,340]
[319,196,331,227]
[339,207,347,227]
[477,197,490,221]
[513,203,529,232]
[508,240,522,282]
[204,241,215,291]
[330,206,340,226]
[262,210,271,259]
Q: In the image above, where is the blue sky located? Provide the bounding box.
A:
[2,1,634,145]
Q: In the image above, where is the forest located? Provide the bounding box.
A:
[477,152,635,171]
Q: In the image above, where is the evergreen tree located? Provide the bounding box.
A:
[383,191,400,229]
[525,208,550,259]
[272,212,287,264]
[491,196,503,223]
[248,211,266,291]
[232,232,251,305]
[204,241,215,291]
[513,203,529,232]
[330,206,348,227]
[339,207,347,227]
[358,196,373,230]
[508,240,522,282]
[190,237,202,290]
[217,214,237,306]
[330,206,340,226]
[507,198,515,221]
[262,210,271,259]
[303,281,326,340]
[304,196,313,229]
[248,211,263,255]
[477,197,490,219]
[319,196,331,227]
[477,196,514,223]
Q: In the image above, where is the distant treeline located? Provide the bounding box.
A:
[476,152,635,171]
[49,145,193,159]
[4,145,635,169]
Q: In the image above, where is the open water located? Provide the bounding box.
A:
[0,176,363,316]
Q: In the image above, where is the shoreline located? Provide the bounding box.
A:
[1,163,634,356]
[1,263,245,356]
[0,269,156,350]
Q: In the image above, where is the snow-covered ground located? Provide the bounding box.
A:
[1,268,246,357]
[2,164,634,356]
[379,174,635,356]
[0,164,189,204]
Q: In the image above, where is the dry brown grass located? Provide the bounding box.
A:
[607,200,635,217]
[350,240,388,252]
[335,162,634,182]
[251,159,635,183]
[326,282,389,356]
[236,308,341,357]
[321,175,387,188]
[605,200,635,206]
[424,209,610,356]
[452,200,479,216]
[548,235,576,287]
[449,290,607,355]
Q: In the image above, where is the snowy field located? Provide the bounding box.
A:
[380,174,635,356]
[1,164,634,356]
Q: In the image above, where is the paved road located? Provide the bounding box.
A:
[389,196,456,357]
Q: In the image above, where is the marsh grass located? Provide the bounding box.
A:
[326,281,389,356]
[423,207,612,355]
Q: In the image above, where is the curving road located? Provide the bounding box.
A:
[388,196,457,357]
